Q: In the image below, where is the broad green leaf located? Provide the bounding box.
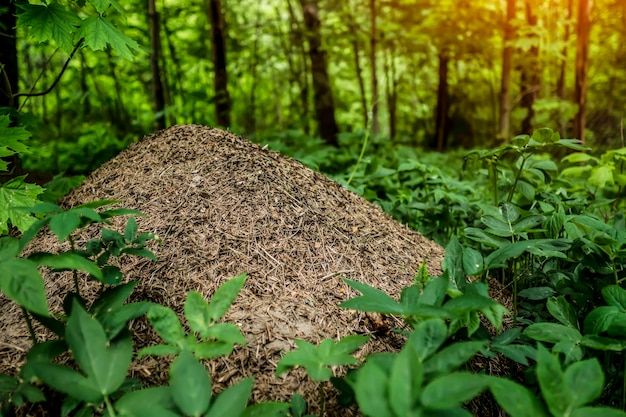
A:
[239,402,290,417]
[124,217,137,242]
[481,215,513,237]
[488,377,547,417]
[77,17,142,60]
[340,279,405,314]
[443,294,497,313]
[564,358,603,407]
[524,323,582,344]
[137,344,180,358]
[589,165,614,188]
[389,347,421,416]
[0,258,49,316]
[146,305,186,346]
[185,291,212,334]
[571,407,626,417]
[99,302,152,339]
[421,372,489,409]
[485,239,570,268]
[0,237,20,262]
[516,180,535,201]
[28,252,103,280]
[602,286,626,311]
[536,345,572,416]
[581,335,625,351]
[353,361,393,417]
[443,236,465,284]
[418,276,449,307]
[406,319,448,361]
[115,387,179,417]
[547,296,579,329]
[493,344,535,366]
[207,273,247,322]
[517,287,555,301]
[562,152,596,163]
[170,350,211,417]
[16,2,81,52]
[49,211,81,242]
[0,117,30,171]
[512,215,545,233]
[31,363,102,402]
[583,306,620,335]
[66,302,132,395]
[423,341,486,378]
[91,281,138,316]
[204,377,254,417]
[0,177,43,233]
[199,323,246,345]
[462,247,484,276]
[194,341,235,359]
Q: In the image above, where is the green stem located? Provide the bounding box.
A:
[318,383,325,417]
[507,155,527,203]
[489,161,498,206]
[347,128,371,186]
[21,306,37,344]
[68,235,80,295]
[104,395,116,417]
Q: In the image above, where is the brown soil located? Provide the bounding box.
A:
[0,125,502,415]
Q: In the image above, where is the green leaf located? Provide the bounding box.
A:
[66,301,132,395]
[536,345,572,416]
[584,306,620,335]
[488,377,548,417]
[421,372,489,409]
[0,258,49,316]
[406,318,448,362]
[340,278,404,314]
[418,276,449,307]
[239,402,290,417]
[170,350,211,417]
[517,287,555,301]
[204,377,253,417]
[389,347,421,416]
[28,252,103,281]
[137,344,180,358]
[602,285,626,311]
[589,165,614,188]
[581,335,625,351]
[207,273,247,322]
[571,407,626,417]
[194,341,234,359]
[462,247,484,276]
[17,2,82,52]
[146,305,186,347]
[114,387,179,417]
[444,294,498,313]
[481,215,513,237]
[201,323,246,345]
[0,237,20,261]
[0,177,43,234]
[49,211,81,242]
[185,291,212,334]
[524,323,582,344]
[564,358,603,407]
[547,296,579,329]
[353,361,393,417]
[423,341,486,378]
[31,363,102,402]
[77,17,142,60]
[124,217,138,242]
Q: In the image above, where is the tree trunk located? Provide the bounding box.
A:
[0,1,18,108]
[299,0,339,146]
[556,0,573,137]
[206,0,231,128]
[286,0,311,133]
[148,0,166,130]
[369,0,380,135]
[385,47,397,140]
[498,0,515,141]
[347,11,368,128]
[520,0,540,134]
[435,53,450,152]
[573,0,591,143]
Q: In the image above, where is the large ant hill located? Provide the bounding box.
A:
[1,125,446,415]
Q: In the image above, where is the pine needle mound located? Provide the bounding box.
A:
[1,125,446,415]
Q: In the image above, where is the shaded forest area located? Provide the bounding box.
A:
[0,0,625,175]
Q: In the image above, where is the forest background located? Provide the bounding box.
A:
[1,0,624,178]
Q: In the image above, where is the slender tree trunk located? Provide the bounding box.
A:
[247,3,262,133]
[0,1,18,108]
[206,0,231,128]
[299,0,339,145]
[498,0,515,140]
[286,0,311,133]
[369,0,380,135]
[556,0,573,137]
[435,53,450,152]
[162,18,184,116]
[385,47,397,140]
[520,0,540,134]
[573,0,591,143]
[148,0,166,130]
[347,12,368,128]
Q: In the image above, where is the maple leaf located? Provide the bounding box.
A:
[17,2,82,53]
[77,17,143,61]
[0,177,43,234]
[0,115,31,172]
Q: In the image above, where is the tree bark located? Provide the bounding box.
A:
[520,0,540,134]
[148,0,166,130]
[286,0,311,133]
[498,0,515,141]
[299,0,339,146]
[385,47,397,140]
[435,53,450,152]
[346,10,368,128]
[0,1,18,108]
[573,0,591,143]
[369,0,380,135]
[556,0,573,137]
[206,0,231,128]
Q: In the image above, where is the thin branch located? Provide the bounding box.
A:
[13,38,84,101]
[0,31,16,39]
